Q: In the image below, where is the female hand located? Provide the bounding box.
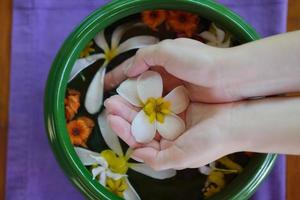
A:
[104,38,236,103]
[104,93,237,170]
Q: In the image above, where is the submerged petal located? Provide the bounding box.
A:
[94,30,109,51]
[123,178,141,200]
[129,163,176,179]
[85,64,107,114]
[111,22,145,49]
[220,38,231,48]
[157,114,185,140]
[131,110,156,143]
[117,36,159,54]
[116,78,143,107]
[92,166,105,179]
[137,71,163,103]
[99,171,107,186]
[164,86,189,114]
[106,170,126,180]
[90,155,109,168]
[69,54,105,82]
[213,23,225,43]
[199,31,217,43]
[98,111,124,156]
[75,147,101,165]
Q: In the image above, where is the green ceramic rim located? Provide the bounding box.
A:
[44,0,277,199]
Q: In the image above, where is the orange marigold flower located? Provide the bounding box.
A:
[65,89,81,121]
[67,117,95,147]
[166,11,199,37]
[142,10,167,31]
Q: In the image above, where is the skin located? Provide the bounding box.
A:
[104,31,300,170]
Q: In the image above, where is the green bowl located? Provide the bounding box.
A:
[44,0,277,199]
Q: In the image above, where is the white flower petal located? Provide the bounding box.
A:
[75,147,100,165]
[157,114,185,140]
[116,78,143,107]
[111,22,145,49]
[212,23,226,43]
[99,171,107,186]
[90,155,109,168]
[199,31,217,43]
[123,178,141,200]
[117,36,159,54]
[68,54,105,82]
[199,165,213,175]
[137,71,163,103]
[164,86,189,114]
[106,170,126,180]
[98,110,124,156]
[220,38,231,48]
[131,110,156,143]
[85,63,107,114]
[94,30,109,51]
[92,166,105,179]
[130,163,176,179]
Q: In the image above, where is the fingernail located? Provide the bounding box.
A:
[131,155,144,163]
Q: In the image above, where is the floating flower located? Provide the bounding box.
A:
[117,71,189,143]
[67,117,94,147]
[75,110,176,199]
[142,10,167,31]
[68,23,159,114]
[64,89,81,121]
[199,157,243,198]
[199,23,231,47]
[166,11,199,37]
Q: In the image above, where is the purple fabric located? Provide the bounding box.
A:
[6,0,287,199]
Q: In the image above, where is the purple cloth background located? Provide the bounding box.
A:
[6,0,287,199]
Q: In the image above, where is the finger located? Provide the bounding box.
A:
[107,114,141,148]
[125,41,171,77]
[132,144,187,171]
[104,57,134,91]
[104,95,138,123]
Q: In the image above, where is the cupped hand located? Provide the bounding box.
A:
[104,93,239,170]
[104,38,238,103]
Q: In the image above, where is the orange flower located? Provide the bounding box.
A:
[142,10,167,31]
[166,11,199,37]
[67,117,95,147]
[65,89,81,121]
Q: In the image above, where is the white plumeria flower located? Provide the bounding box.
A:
[75,147,125,186]
[117,71,189,143]
[75,110,176,200]
[68,22,159,114]
[199,23,231,48]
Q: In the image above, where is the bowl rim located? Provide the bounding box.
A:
[44,0,277,199]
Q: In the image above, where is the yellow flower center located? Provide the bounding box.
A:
[143,97,171,123]
[106,178,128,198]
[100,150,129,174]
[80,42,95,58]
[104,48,118,62]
